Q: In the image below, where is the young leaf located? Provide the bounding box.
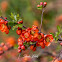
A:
[50,33,55,38]
[10,13,22,22]
[8,21,14,26]
[17,14,19,17]
[12,26,16,30]
[10,13,15,22]
[17,24,22,28]
[14,44,19,49]
[57,25,60,32]
[12,25,18,30]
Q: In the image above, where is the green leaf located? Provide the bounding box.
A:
[37,5,42,9]
[60,29,62,33]
[14,44,18,49]
[10,13,15,22]
[26,42,30,45]
[12,25,18,30]
[57,25,60,32]
[11,12,14,17]
[18,19,22,22]
[8,21,14,26]
[12,26,16,30]
[10,13,22,22]
[37,7,42,9]
[55,32,59,37]
[55,37,59,41]
[17,24,22,28]
[30,42,33,44]
[17,14,19,17]
[14,15,17,21]
[23,42,26,45]
[48,57,53,61]
[50,33,55,38]
[17,14,20,21]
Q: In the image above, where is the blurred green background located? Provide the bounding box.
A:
[0,0,62,30]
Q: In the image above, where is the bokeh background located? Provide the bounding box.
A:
[0,0,62,62]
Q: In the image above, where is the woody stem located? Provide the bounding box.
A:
[39,7,44,33]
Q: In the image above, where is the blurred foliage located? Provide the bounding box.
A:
[51,25,62,42]
[0,0,59,29]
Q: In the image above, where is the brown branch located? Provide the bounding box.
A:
[42,51,56,57]
[58,39,62,41]
[39,6,44,33]
[23,26,27,29]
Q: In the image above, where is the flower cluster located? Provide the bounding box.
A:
[17,25,54,53]
[0,42,13,55]
[0,17,10,34]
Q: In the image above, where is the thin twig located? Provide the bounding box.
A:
[23,26,27,29]
[43,51,56,57]
[39,7,44,33]
[0,16,8,21]
[58,39,62,41]
[53,49,62,62]
[18,53,21,59]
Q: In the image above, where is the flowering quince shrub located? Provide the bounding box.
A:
[17,25,54,52]
[0,2,62,62]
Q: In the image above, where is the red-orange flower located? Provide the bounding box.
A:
[44,34,54,46]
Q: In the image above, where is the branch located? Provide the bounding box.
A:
[0,16,8,21]
[23,26,27,29]
[58,39,62,41]
[43,51,56,57]
[0,16,27,29]
[39,7,44,33]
